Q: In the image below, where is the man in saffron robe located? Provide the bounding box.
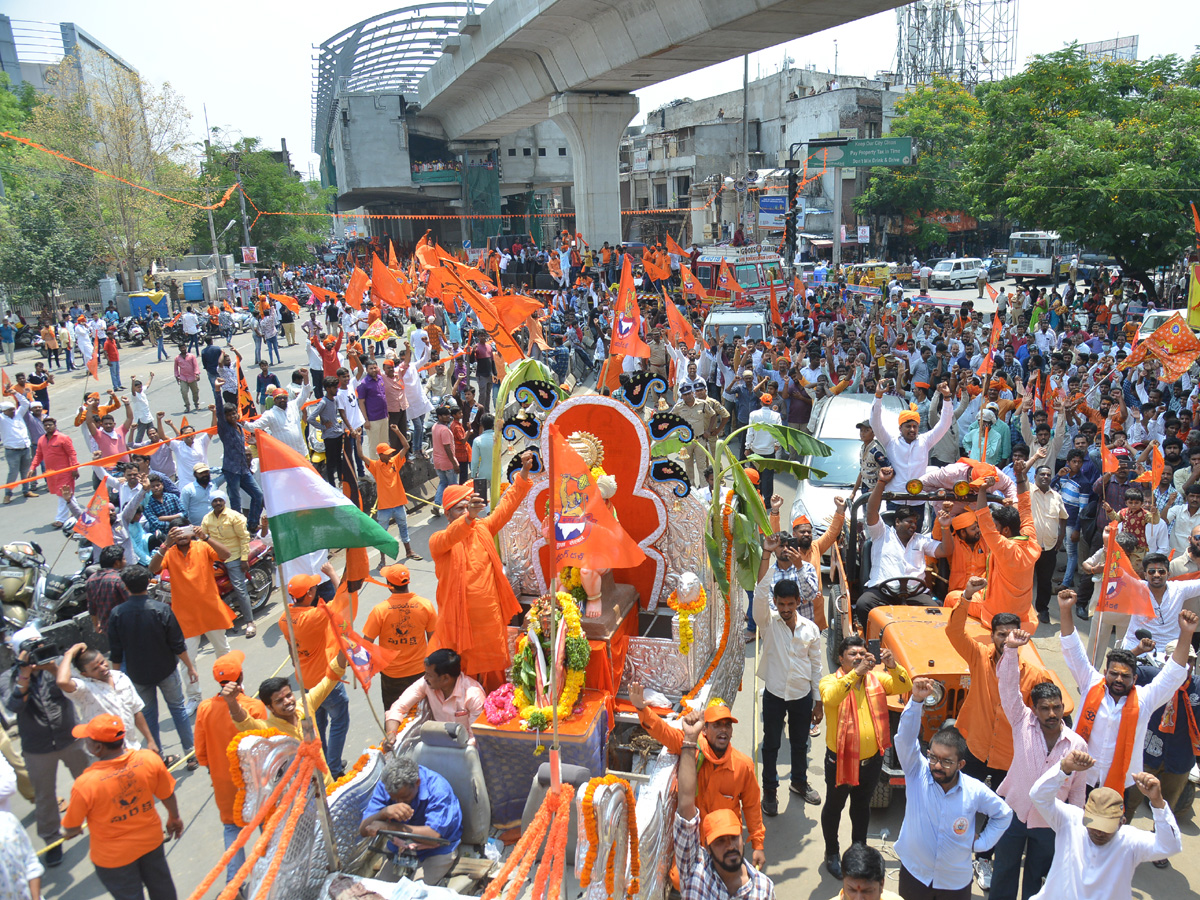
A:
[429,450,534,689]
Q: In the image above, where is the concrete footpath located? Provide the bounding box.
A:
[1,328,1194,899]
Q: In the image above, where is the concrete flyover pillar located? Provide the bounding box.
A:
[549,92,639,246]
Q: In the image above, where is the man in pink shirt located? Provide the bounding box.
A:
[28,417,79,526]
[381,358,409,453]
[174,347,201,412]
[85,398,133,463]
[381,649,486,746]
[430,405,456,515]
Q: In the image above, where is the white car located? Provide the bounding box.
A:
[789,392,905,549]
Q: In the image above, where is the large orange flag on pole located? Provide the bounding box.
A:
[344,267,369,310]
[74,488,113,547]
[768,281,782,330]
[665,234,688,258]
[717,259,744,295]
[442,267,526,365]
[548,424,646,572]
[679,263,709,303]
[267,292,299,314]
[611,255,651,358]
[1096,526,1155,618]
[371,254,410,309]
[662,289,698,350]
[1133,442,1165,488]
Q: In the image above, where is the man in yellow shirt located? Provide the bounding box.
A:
[225,650,347,786]
[818,635,910,879]
[199,490,256,637]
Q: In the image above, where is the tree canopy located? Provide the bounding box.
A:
[199,133,334,266]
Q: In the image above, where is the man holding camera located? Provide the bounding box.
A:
[1,629,90,866]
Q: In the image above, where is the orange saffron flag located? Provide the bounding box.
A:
[679,263,708,302]
[1097,527,1155,618]
[344,267,369,310]
[442,267,525,365]
[1133,442,1165,487]
[768,281,782,329]
[494,294,545,334]
[663,289,698,350]
[611,255,651,359]
[717,259,743,294]
[548,423,646,572]
[370,254,410,309]
[74,488,113,547]
[665,234,688,258]
[1099,430,1119,475]
[267,292,299,314]
[642,255,671,282]
[87,335,99,379]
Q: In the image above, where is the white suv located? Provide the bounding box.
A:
[930,257,984,290]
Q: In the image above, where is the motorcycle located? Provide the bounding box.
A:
[154,536,276,618]
[118,318,146,346]
[0,538,93,659]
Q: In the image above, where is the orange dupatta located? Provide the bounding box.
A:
[1075,680,1140,790]
[835,671,891,786]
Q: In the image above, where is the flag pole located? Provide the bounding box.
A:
[546,427,562,792]
[276,564,343,872]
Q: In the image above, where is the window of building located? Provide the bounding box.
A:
[538,147,547,157]
[654,182,668,208]
[507,148,516,156]
[558,147,567,156]
[523,147,532,156]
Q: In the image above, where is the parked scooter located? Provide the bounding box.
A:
[0,537,93,654]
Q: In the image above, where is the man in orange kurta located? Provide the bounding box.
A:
[429,450,534,689]
[192,650,267,885]
[971,459,1042,630]
[149,526,236,706]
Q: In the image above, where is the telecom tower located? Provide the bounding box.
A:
[893,0,1018,86]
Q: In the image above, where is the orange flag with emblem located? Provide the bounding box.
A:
[717,259,743,294]
[74,488,113,547]
[679,263,708,302]
[611,255,651,359]
[1097,526,1155,617]
[548,423,646,571]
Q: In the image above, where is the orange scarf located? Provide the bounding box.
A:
[835,671,891,786]
[1075,680,1140,791]
[1158,686,1200,755]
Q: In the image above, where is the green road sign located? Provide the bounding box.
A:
[805,137,915,168]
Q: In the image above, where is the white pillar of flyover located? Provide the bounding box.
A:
[549,92,639,246]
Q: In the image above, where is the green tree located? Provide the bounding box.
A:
[973,47,1200,299]
[24,55,200,289]
[199,133,334,265]
[0,72,39,197]
[854,76,985,251]
[0,191,103,309]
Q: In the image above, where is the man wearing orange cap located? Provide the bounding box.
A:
[428,450,535,688]
[278,567,349,778]
[870,381,953,512]
[358,427,419,564]
[363,564,437,711]
[746,394,782,502]
[62,714,183,900]
[311,331,343,378]
[673,707,774,899]
[630,682,766,870]
[193,651,266,884]
[938,508,989,593]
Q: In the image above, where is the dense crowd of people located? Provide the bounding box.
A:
[1,233,1198,900]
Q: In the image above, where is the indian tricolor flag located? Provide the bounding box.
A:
[255,431,399,563]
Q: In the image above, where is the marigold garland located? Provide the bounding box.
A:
[666,585,708,656]
[580,774,641,899]
[325,751,372,796]
[510,592,591,731]
[226,728,288,827]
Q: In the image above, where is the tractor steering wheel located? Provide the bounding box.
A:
[874,577,931,604]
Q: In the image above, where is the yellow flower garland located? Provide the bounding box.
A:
[512,592,590,730]
[666,586,708,656]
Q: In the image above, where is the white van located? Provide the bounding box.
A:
[929,257,985,290]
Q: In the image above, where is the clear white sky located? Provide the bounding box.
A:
[4,0,1193,179]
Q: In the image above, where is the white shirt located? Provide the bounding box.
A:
[752,571,822,701]
[336,380,365,430]
[1119,579,1200,651]
[170,433,211,490]
[1060,630,1187,787]
[67,671,145,750]
[245,383,311,458]
[865,518,939,587]
[1029,766,1180,900]
[181,311,200,335]
[0,756,15,814]
[870,396,952,505]
[130,389,153,424]
[1166,503,1200,557]
[0,397,30,450]
[747,406,782,455]
[894,699,1011,890]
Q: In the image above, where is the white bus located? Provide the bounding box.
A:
[1007,230,1071,284]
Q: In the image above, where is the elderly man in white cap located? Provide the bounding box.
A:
[0,393,35,505]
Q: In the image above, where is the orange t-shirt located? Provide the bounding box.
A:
[365,452,408,508]
[193,693,268,823]
[163,542,235,638]
[62,749,175,868]
[279,603,339,689]
[362,593,438,678]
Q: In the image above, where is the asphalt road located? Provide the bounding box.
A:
[2,300,1193,900]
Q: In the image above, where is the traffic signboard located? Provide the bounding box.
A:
[805,137,915,168]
